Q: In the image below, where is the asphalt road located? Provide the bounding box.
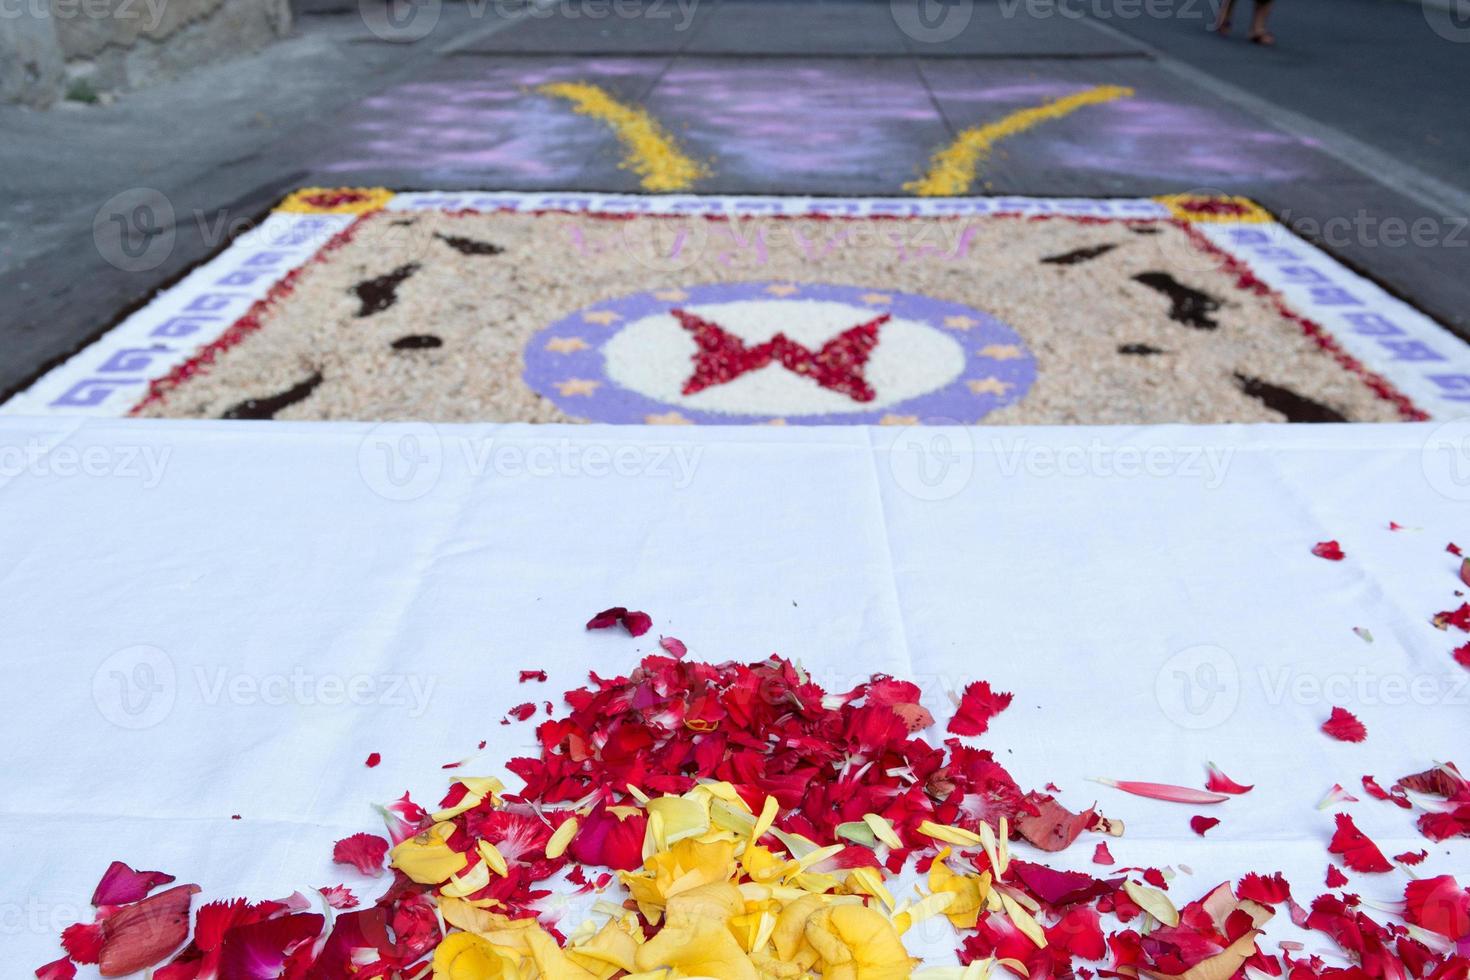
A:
[1,0,1465,401]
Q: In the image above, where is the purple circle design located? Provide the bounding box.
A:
[523,281,1036,424]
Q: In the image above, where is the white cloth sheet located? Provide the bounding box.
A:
[2,417,1467,973]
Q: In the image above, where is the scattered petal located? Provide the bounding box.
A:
[1092,842,1115,865]
[97,884,199,977]
[1394,849,1428,866]
[1237,872,1291,905]
[331,833,389,877]
[1326,864,1349,888]
[318,885,358,909]
[1328,813,1393,873]
[1092,778,1229,805]
[519,670,548,683]
[34,958,76,980]
[1317,783,1361,809]
[1190,816,1220,836]
[1204,763,1253,795]
[622,610,653,637]
[1321,707,1367,743]
[948,681,1014,737]
[90,861,176,907]
[364,752,381,768]
[659,635,688,658]
[1312,540,1346,561]
[1352,626,1374,644]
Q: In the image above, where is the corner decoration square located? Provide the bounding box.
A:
[5,189,1469,423]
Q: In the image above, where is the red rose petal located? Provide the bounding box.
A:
[1450,542,1464,556]
[364,752,381,768]
[1312,540,1346,561]
[1190,815,1220,836]
[331,833,388,877]
[35,958,76,980]
[1454,643,1470,669]
[621,610,653,637]
[585,607,626,629]
[519,670,548,683]
[1322,706,1367,743]
[1328,813,1393,873]
[90,861,177,907]
[1326,864,1349,888]
[507,702,537,722]
[1394,849,1428,866]
[948,680,1014,737]
[659,635,688,659]
[1092,842,1115,865]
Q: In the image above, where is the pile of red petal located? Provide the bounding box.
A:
[40,633,1470,979]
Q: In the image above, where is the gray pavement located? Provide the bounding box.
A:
[1,0,1466,402]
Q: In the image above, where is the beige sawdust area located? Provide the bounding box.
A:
[136,211,1403,424]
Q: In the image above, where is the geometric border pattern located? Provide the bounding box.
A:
[3,190,1467,420]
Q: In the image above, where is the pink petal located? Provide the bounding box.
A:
[1092,778,1230,805]
[91,860,176,907]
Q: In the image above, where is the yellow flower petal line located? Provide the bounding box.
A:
[906,84,1134,197]
[538,81,708,192]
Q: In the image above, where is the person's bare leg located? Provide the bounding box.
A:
[1213,0,1238,33]
[1250,0,1275,44]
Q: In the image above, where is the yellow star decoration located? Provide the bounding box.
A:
[654,289,690,302]
[968,377,1013,396]
[860,293,892,306]
[545,337,590,354]
[978,344,1024,361]
[765,284,799,297]
[880,414,919,426]
[645,411,692,425]
[583,310,622,326]
[943,315,980,330]
[556,379,601,397]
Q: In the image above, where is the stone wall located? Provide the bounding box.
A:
[1,0,290,106]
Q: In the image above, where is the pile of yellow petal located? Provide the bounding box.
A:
[391,777,1024,979]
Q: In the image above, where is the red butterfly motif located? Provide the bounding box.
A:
[672,308,888,403]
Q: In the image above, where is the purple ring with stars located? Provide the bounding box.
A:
[523,281,1036,424]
